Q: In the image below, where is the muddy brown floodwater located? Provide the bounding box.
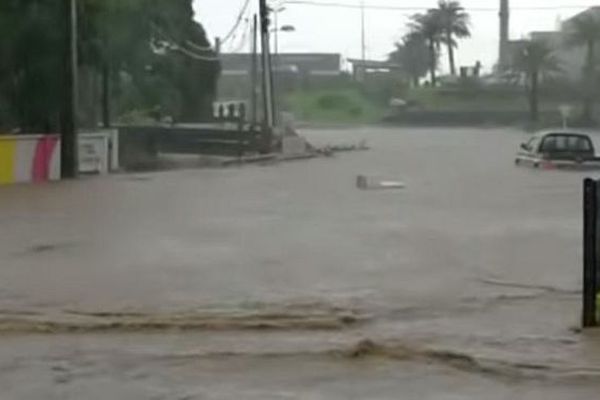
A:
[1,127,600,399]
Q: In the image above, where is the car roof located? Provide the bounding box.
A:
[534,130,591,138]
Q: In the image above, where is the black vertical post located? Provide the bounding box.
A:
[61,0,79,178]
[101,61,110,128]
[583,178,598,328]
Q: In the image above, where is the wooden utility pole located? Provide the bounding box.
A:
[61,0,79,178]
[101,61,110,128]
[215,37,221,54]
[250,14,259,124]
[259,0,275,127]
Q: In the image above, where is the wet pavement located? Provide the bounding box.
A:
[1,127,600,398]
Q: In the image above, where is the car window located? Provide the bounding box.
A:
[541,136,558,152]
[568,136,592,151]
[555,136,568,151]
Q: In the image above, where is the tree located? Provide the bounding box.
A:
[513,40,560,123]
[409,11,443,86]
[435,0,470,76]
[565,13,600,122]
[80,0,220,125]
[0,0,220,132]
[389,32,430,87]
[0,0,65,132]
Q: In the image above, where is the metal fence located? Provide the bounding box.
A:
[583,178,600,327]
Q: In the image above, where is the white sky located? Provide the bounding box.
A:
[194,0,599,73]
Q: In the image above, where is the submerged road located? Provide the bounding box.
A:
[1,127,599,398]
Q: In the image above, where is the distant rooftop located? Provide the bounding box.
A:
[219,53,341,75]
[347,59,402,70]
[565,6,600,25]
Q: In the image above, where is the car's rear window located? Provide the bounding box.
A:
[567,136,592,151]
[541,135,591,152]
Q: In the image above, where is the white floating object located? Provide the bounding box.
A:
[357,175,406,190]
[378,181,406,189]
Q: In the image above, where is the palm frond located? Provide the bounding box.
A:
[513,40,562,75]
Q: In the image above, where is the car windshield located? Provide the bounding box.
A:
[525,136,540,151]
[2,1,600,399]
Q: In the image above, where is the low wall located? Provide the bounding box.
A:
[382,111,559,126]
[0,134,61,185]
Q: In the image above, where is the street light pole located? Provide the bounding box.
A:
[61,0,79,178]
[272,6,286,55]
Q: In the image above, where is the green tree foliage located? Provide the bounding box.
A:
[565,13,600,122]
[435,1,470,76]
[0,1,65,131]
[0,0,220,132]
[513,40,561,122]
[389,32,431,87]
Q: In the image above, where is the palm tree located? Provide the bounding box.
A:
[436,0,470,76]
[409,11,443,86]
[513,40,560,123]
[565,14,600,122]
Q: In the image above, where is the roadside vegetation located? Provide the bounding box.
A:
[285,89,384,125]
[382,1,600,127]
[0,0,219,133]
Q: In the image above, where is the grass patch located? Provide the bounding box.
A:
[285,89,384,124]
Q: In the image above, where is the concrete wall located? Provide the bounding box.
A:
[383,111,559,126]
[0,134,61,185]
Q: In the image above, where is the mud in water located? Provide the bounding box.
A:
[0,303,367,334]
[2,127,600,398]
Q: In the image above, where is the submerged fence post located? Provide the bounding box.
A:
[583,178,598,328]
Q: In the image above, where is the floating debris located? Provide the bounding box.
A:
[357,175,406,190]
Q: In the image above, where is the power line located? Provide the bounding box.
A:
[227,6,252,52]
[173,45,221,62]
[282,0,595,12]
[229,16,252,53]
[151,23,220,62]
[221,0,252,45]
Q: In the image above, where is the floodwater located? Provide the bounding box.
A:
[1,127,600,398]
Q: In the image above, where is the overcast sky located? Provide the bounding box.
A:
[194,0,598,73]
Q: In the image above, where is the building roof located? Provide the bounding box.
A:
[566,6,600,24]
[346,59,402,70]
[219,53,341,74]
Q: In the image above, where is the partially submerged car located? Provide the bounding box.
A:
[515,131,598,168]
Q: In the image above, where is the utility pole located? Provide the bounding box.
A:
[259,0,275,127]
[61,0,78,178]
[250,14,259,125]
[215,37,221,54]
[274,8,279,55]
[360,0,366,63]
